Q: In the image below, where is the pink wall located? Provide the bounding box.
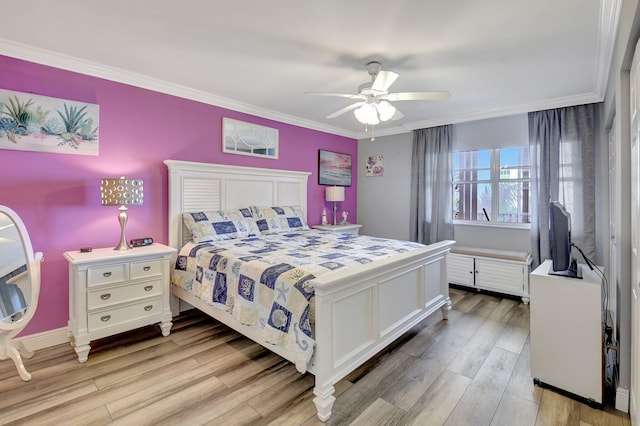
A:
[0,55,357,336]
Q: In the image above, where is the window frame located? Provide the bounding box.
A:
[453,146,530,228]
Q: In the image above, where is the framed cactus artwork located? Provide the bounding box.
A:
[0,89,99,156]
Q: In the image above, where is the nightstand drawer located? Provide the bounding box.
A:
[131,259,162,280]
[87,298,162,332]
[87,264,128,287]
[87,279,163,310]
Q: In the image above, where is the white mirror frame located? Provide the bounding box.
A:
[0,205,43,381]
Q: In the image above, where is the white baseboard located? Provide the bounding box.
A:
[16,327,70,352]
[616,387,630,413]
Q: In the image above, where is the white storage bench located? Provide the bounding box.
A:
[447,245,532,304]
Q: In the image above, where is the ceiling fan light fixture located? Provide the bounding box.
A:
[376,101,396,121]
[354,103,380,125]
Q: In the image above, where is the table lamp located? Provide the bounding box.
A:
[101,177,143,250]
[325,186,345,226]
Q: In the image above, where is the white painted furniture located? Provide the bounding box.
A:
[312,223,362,235]
[164,159,454,421]
[447,246,532,303]
[0,206,43,381]
[530,260,603,405]
[65,243,176,362]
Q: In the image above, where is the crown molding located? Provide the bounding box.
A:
[356,91,604,139]
[0,39,360,140]
[593,0,622,98]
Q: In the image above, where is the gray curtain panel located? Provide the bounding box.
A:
[529,103,598,268]
[410,125,454,244]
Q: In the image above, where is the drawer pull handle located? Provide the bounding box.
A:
[101,315,111,322]
[144,285,153,291]
[144,305,153,311]
[143,266,151,271]
[103,272,112,278]
[100,293,111,300]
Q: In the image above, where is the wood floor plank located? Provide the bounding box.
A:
[348,398,405,426]
[487,297,519,323]
[13,358,201,425]
[505,337,542,404]
[535,389,582,426]
[490,393,539,426]
[452,291,484,313]
[446,318,506,378]
[449,298,501,339]
[579,403,626,426]
[326,349,417,425]
[216,350,288,388]
[265,379,352,426]
[495,303,530,354]
[471,347,520,393]
[383,330,467,411]
[202,402,262,426]
[105,361,221,419]
[47,405,114,426]
[156,361,300,425]
[444,383,504,426]
[0,379,98,425]
[108,374,227,425]
[247,371,315,416]
[401,369,471,426]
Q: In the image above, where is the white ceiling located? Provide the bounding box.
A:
[0,1,620,139]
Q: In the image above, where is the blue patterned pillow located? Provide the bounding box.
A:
[182,210,259,243]
[249,206,309,234]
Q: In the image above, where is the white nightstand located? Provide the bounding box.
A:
[64,243,177,362]
[312,224,362,235]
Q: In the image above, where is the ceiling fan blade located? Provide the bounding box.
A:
[386,91,450,101]
[326,102,365,119]
[391,109,404,121]
[306,92,366,100]
[371,70,399,92]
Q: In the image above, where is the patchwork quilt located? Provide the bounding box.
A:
[172,230,425,372]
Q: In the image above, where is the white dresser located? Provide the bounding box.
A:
[64,243,176,362]
[530,259,604,405]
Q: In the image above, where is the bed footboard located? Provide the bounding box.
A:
[311,240,454,421]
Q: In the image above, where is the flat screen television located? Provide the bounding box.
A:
[549,201,582,278]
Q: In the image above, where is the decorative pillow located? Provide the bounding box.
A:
[221,208,261,236]
[182,209,259,243]
[249,206,309,234]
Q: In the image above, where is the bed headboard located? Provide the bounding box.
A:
[164,160,311,249]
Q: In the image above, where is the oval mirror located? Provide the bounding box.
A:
[0,205,43,381]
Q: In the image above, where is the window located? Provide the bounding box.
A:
[453,146,530,224]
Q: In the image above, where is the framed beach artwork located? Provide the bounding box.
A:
[365,155,384,177]
[318,149,352,186]
[0,88,99,156]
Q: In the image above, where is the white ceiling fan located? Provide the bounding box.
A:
[307,61,450,126]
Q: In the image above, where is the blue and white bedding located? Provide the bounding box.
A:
[172,230,425,372]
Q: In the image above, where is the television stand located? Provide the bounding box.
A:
[530,260,603,405]
[548,263,583,279]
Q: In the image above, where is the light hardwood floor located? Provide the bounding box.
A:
[0,287,632,425]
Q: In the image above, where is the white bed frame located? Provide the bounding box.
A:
[164,159,454,421]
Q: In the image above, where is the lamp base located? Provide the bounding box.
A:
[333,202,338,226]
[114,206,131,251]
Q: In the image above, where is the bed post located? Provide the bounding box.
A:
[312,291,336,421]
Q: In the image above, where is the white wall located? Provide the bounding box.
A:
[358,115,531,253]
[357,132,413,240]
[602,0,640,402]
